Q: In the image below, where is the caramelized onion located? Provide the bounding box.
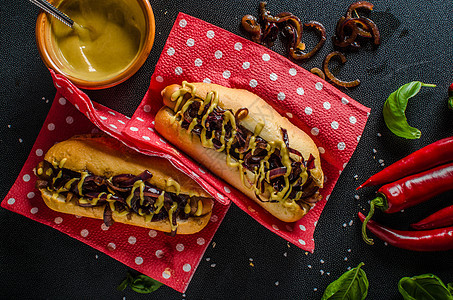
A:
[242,2,325,59]
[103,204,114,227]
[356,17,380,45]
[235,107,249,121]
[289,21,326,60]
[310,67,325,80]
[333,17,359,48]
[323,51,360,88]
[268,167,287,180]
[345,1,374,18]
[333,1,380,49]
[177,98,320,205]
[241,15,262,43]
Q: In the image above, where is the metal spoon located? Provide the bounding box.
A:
[29,0,74,27]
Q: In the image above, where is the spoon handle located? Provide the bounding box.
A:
[29,0,74,27]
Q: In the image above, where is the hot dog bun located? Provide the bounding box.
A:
[155,82,323,222]
[37,134,214,234]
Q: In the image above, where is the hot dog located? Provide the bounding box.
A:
[35,134,214,235]
[155,82,324,222]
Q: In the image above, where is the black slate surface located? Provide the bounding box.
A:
[1,0,452,299]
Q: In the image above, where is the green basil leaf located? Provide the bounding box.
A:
[130,275,163,294]
[383,81,436,139]
[448,283,453,294]
[398,274,453,300]
[321,262,368,300]
[116,278,129,292]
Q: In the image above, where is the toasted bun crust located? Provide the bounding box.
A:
[155,83,324,222]
[40,189,212,234]
[40,134,214,234]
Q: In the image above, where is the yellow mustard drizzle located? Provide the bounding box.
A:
[64,178,77,190]
[170,81,309,203]
[56,185,68,194]
[126,180,144,207]
[78,197,89,205]
[195,200,203,216]
[166,178,181,195]
[58,158,67,169]
[184,202,191,214]
[77,172,89,195]
[51,191,65,202]
[45,168,53,177]
[46,164,198,232]
[144,212,154,222]
[52,170,63,184]
[78,192,105,206]
[105,194,115,202]
[168,202,179,232]
[154,192,165,214]
[115,210,129,217]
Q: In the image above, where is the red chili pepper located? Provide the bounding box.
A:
[411,205,453,230]
[358,212,453,252]
[361,162,453,244]
[358,136,453,189]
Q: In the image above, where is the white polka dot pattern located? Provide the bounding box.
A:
[186,38,194,47]
[194,58,203,67]
[183,264,192,272]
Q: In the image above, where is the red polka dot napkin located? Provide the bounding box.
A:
[1,85,230,293]
[123,13,371,252]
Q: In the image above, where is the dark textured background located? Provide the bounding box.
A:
[1,0,452,299]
